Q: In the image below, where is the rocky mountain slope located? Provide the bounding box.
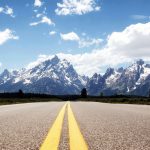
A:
[0,56,86,95]
[0,57,150,96]
[87,59,150,96]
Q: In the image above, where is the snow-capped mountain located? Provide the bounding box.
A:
[0,56,87,94]
[0,57,150,96]
[87,59,150,96]
[87,73,105,95]
[0,69,12,84]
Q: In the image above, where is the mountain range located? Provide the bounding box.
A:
[0,56,150,96]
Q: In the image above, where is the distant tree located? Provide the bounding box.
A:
[81,88,87,98]
[18,89,24,98]
[100,92,104,97]
[114,92,118,97]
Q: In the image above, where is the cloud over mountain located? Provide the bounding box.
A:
[0,56,150,96]
[52,22,150,76]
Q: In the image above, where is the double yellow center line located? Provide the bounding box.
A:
[40,102,88,150]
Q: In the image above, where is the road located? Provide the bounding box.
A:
[0,102,150,150]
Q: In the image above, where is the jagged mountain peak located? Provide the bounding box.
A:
[87,59,150,96]
[103,67,114,79]
[39,56,71,70]
[0,69,11,78]
[92,73,102,79]
[124,59,145,74]
[136,59,144,66]
[12,70,19,76]
[39,55,60,68]
[27,56,70,76]
[3,69,10,74]
[0,55,86,94]
[106,67,114,74]
[47,55,60,65]
[0,57,150,96]
[0,69,12,84]
[23,55,77,82]
[145,64,150,68]
[117,67,124,73]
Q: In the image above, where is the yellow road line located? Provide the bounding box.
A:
[40,103,67,150]
[68,102,88,150]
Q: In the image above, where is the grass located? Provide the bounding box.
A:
[78,97,150,105]
[0,98,62,105]
[0,97,150,106]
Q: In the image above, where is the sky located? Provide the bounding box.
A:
[0,0,150,76]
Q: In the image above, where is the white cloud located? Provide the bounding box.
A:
[34,0,42,7]
[56,50,126,76]
[106,22,150,58]
[0,8,4,13]
[61,31,103,48]
[60,32,80,41]
[0,6,15,17]
[30,16,55,26]
[33,9,38,13]
[30,22,39,26]
[131,15,150,20]
[49,31,56,35]
[27,54,54,69]
[67,22,150,75]
[5,6,14,17]
[0,62,2,67]
[41,16,55,25]
[36,13,42,18]
[27,22,150,76]
[55,0,101,15]
[79,38,103,48]
[0,29,19,45]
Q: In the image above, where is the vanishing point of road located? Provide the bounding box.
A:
[0,102,150,150]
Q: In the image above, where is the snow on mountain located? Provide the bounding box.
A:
[0,57,150,96]
[87,59,150,96]
[87,73,105,95]
[105,71,121,86]
[136,63,150,85]
[0,56,87,94]
[113,60,143,92]
[0,69,12,84]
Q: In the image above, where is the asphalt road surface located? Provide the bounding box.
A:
[0,102,150,150]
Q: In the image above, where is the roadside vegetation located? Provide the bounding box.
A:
[0,96,150,105]
[79,97,150,105]
[0,98,62,105]
[0,89,150,105]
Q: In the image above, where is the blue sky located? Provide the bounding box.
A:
[0,0,150,76]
